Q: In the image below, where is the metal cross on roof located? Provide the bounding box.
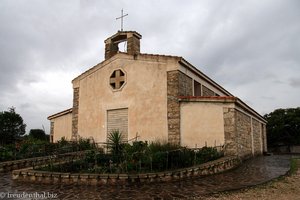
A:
[116,9,128,31]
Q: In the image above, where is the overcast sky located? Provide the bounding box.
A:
[0,0,299,134]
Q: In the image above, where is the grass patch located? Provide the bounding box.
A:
[289,157,300,174]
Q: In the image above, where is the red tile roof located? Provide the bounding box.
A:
[179,96,237,100]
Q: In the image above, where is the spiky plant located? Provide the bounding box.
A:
[107,130,125,163]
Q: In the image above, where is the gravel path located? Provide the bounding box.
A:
[204,159,300,200]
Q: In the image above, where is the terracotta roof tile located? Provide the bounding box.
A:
[178,96,237,100]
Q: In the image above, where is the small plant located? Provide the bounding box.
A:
[148,141,181,171]
[196,146,222,164]
[107,130,126,163]
[148,140,180,153]
[57,137,69,147]
[78,138,93,150]
[0,146,14,161]
[290,158,300,174]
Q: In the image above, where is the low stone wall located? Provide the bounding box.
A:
[0,151,87,172]
[12,156,240,185]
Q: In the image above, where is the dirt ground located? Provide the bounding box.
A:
[203,161,300,200]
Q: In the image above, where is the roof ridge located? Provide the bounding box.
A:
[139,52,181,59]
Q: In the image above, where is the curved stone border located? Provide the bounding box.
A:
[0,151,88,172]
[12,156,240,185]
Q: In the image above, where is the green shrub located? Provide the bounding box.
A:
[0,145,14,161]
[78,138,93,150]
[168,148,195,169]
[36,139,223,174]
[196,146,222,164]
[151,151,167,171]
[148,141,180,153]
[85,150,96,164]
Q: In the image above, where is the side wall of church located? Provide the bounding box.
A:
[224,107,237,156]
[252,118,263,155]
[180,102,226,148]
[180,99,266,159]
[235,110,252,159]
[50,113,73,142]
[224,107,266,159]
[262,124,267,152]
[74,54,177,143]
[167,70,192,144]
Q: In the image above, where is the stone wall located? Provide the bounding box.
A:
[127,36,140,56]
[223,108,237,156]
[105,42,118,60]
[252,118,262,155]
[167,70,192,144]
[224,107,266,159]
[202,85,215,96]
[178,71,193,96]
[50,122,54,143]
[72,87,79,140]
[0,151,87,172]
[262,124,267,152]
[167,71,180,144]
[104,32,141,60]
[235,110,252,159]
[12,156,240,185]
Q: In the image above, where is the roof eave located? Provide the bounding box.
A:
[179,58,233,96]
[47,108,73,120]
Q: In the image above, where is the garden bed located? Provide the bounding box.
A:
[12,156,240,185]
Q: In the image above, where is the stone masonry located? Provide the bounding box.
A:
[235,110,252,159]
[71,87,79,140]
[179,71,193,96]
[104,31,141,60]
[202,85,215,96]
[12,156,239,185]
[167,70,192,144]
[50,122,54,143]
[252,118,262,156]
[223,108,237,156]
[262,124,267,152]
[224,107,266,159]
[127,35,140,56]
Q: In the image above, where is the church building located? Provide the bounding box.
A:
[48,31,267,159]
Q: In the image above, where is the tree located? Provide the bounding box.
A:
[264,107,300,147]
[29,129,48,141]
[0,107,26,145]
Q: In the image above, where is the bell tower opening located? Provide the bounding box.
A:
[104,31,142,60]
[118,41,127,53]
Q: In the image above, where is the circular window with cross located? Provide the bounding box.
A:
[109,69,126,90]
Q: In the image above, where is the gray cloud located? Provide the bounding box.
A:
[0,0,299,133]
[290,78,300,88]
